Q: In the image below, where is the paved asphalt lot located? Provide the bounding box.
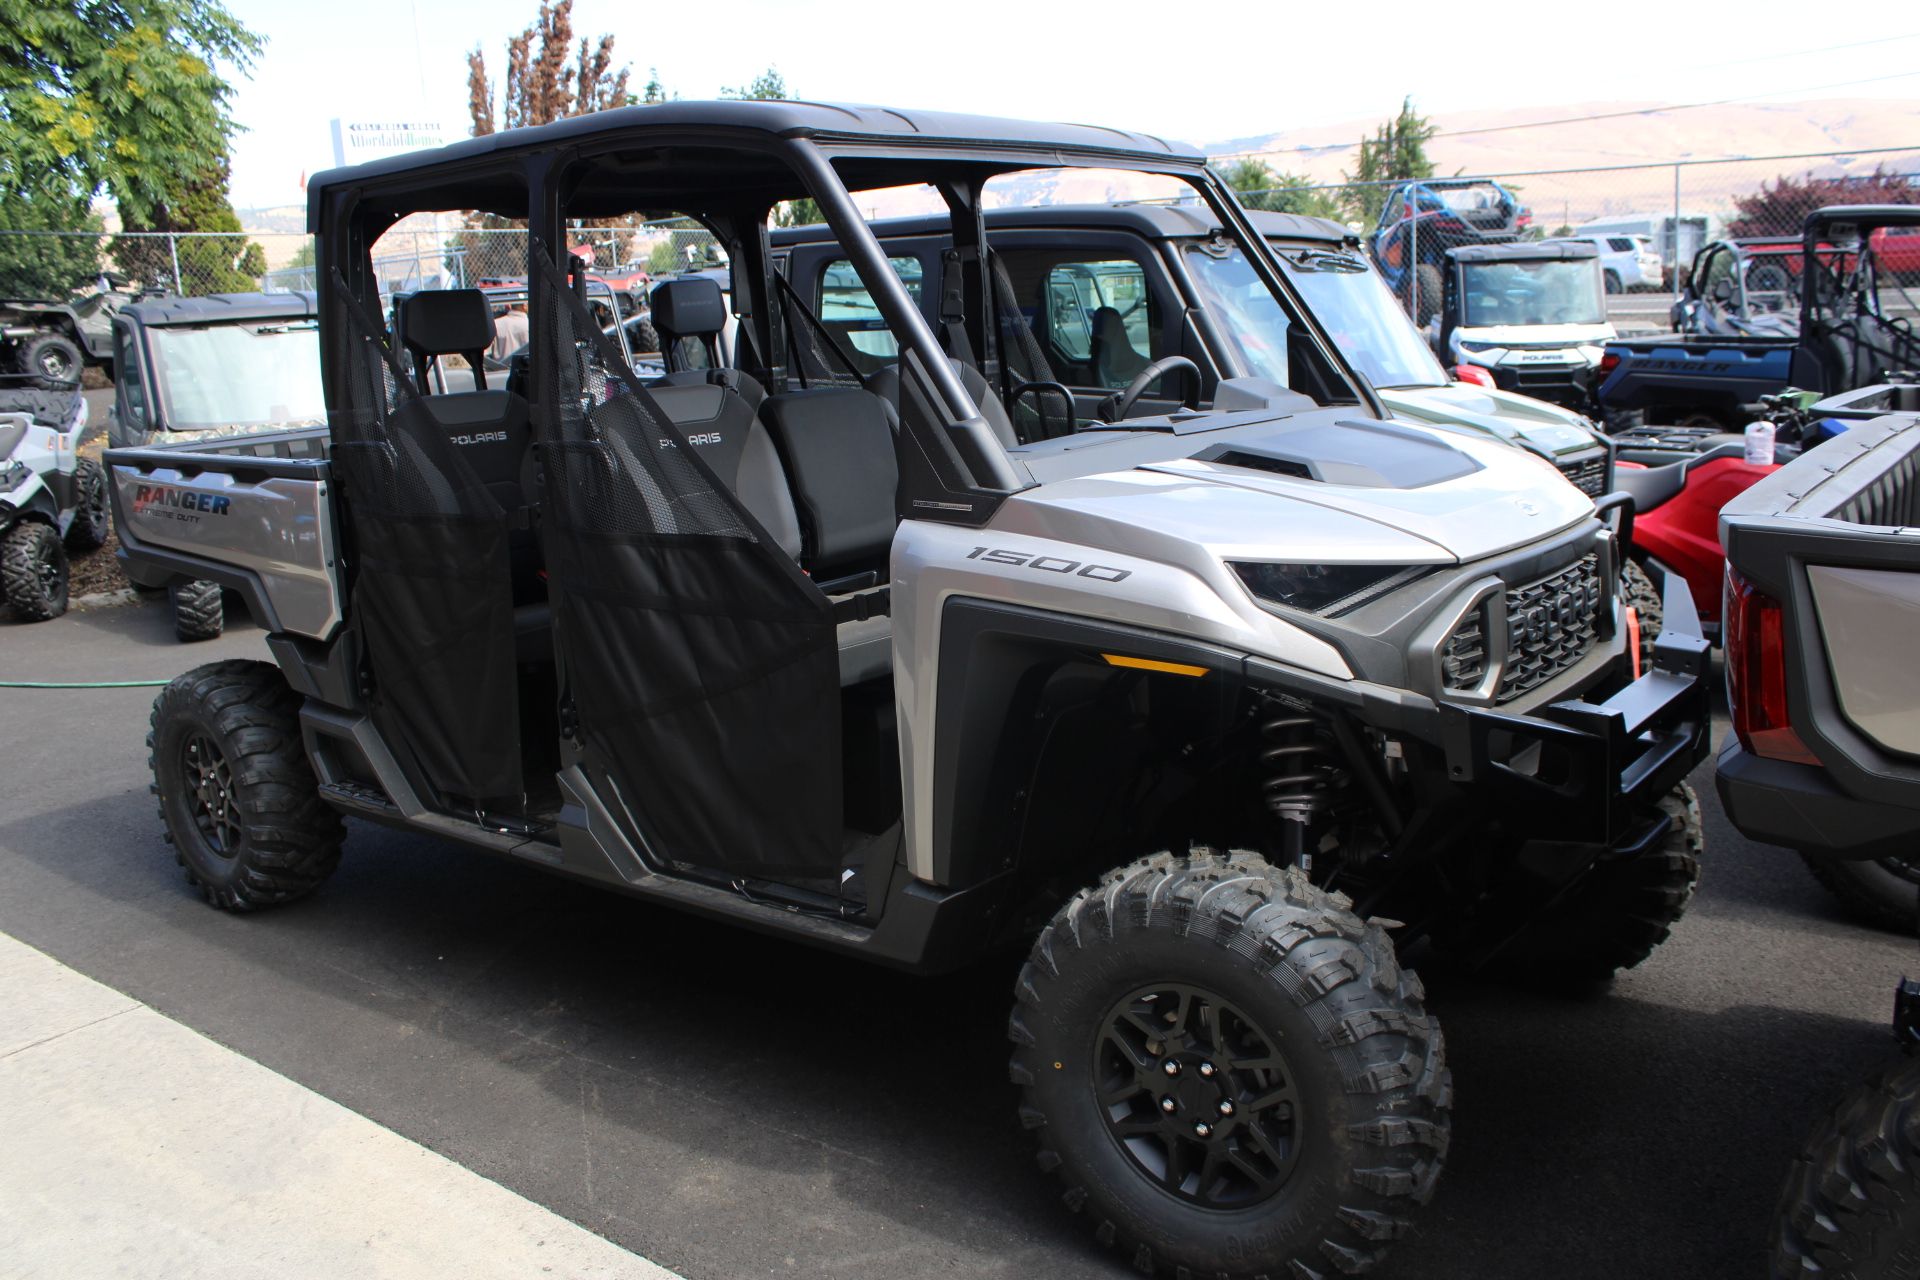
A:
[1,600,1913,1280]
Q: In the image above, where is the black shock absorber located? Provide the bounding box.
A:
[1260,709,1338,871]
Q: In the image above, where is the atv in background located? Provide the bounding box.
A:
[1369,177,1528,326]
[0,282,135,384]
[1670,237,1802,340]
[0,376,109,620]
[109,291,326,641]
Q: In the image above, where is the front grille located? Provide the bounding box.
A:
[1497,553,1603,701]
[1440,607,1488,690]
[1557,454,1608,497]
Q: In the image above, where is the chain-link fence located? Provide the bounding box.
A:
[0,147,1912,338]
[0,216,722,306]
[1219,145,1920,334]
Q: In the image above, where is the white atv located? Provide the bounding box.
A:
[0,378,108,621]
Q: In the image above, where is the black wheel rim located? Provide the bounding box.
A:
[1094,983,1303,1209]
[182,732,243,857]
[36,541,60,594]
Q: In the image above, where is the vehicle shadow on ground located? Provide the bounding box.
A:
[0,789,1902,1280]
[44,594,261,653]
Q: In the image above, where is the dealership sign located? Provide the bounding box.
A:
[328,119,447,168]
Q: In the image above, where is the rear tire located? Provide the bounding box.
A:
[1484,782,1702,984]
[629,319,660,355]
[148,659,344,911]
[64,458,110,550]
[1798,853,1919,933]
[1772,1052,1920,1279]
[1604,269,1623,294]
[1011,849,1450,1279]
[1,521,69,621]
[169,577,225,641]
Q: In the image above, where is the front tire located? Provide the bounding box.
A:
[148,659,344,911]
[1492,782,1703,984]
[1772,1052,1920,1278]
[64,458,110,551]
[1,521,69,620]
[1798,853,1919,932]
[169,577,225,641]
[1623,557,1663,670]
[1010,850,1450,1279]
[1604,269,1623,294]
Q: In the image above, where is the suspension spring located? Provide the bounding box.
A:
[1260,710,1338,869]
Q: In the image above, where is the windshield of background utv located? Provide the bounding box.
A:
[1275,247,1448,389]
[150,322,326,430]
[1461,259,1606,328]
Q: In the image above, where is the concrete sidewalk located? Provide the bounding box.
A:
[0,932,679,1280]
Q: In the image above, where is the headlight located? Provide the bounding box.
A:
[0,461,28,492]
[1231,561,1425,616]
[1457,340,1499,353]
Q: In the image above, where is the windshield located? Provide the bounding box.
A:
[1180,241,1293,387]
[148,322,326,431]
[1460,259,1605,328]
[1274,245,1448,389]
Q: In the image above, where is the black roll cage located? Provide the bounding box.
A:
[311,116,1382,519]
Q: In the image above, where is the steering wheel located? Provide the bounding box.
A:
[1097,356,1202,423]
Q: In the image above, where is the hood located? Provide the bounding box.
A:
[1001,411,1592,567]
[1380,383,1601,459]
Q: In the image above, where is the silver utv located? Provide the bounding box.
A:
[115,101,1711,1280]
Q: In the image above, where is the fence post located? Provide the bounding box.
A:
[167,232,184,297]
[1671,163,1681,299]
[1409,210,1419,325]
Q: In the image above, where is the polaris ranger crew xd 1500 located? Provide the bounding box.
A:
[111,102,1709,1279]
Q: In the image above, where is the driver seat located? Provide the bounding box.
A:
[1091,307,1150,387]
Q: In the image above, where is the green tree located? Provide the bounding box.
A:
[113,157,265,293]
[721,66,787,100]
[0,0,261,226]
[1344,96,1437,225]
[1215,157,1343,220]
[0,179,101,297]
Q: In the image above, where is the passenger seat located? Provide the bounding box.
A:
[760,387,899,686]
[649,276,764,412]
[392,289,549,658]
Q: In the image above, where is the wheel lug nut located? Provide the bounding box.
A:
[1218,1100,1234,1116]
[1193,1121,1212,1138]
[1160,1096,1177,1114]
[1198,1062,1216,1078]
[1162,1060,1181,1077]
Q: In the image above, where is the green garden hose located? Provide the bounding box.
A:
[0,678,172,688]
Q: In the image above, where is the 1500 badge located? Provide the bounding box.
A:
[966,545,1130,582]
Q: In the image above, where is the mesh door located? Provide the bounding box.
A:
[531,249,843,885]
[327,277,524,810]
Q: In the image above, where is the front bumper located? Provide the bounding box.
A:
[1440,580,1711,849]
[1715,736,1920,860]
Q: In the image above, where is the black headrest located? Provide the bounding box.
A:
[650,276,726,338]
[396,290,495,357]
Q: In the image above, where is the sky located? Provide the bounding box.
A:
[221,0,1920,209]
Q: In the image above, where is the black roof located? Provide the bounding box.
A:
[769,202,1352,246]
[1805,204,1920,233]
[1447,241,1598,264]
[123,291,318,327]
[307,101,1202,208]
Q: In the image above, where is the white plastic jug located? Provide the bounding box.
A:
[1744,420,1776,466]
